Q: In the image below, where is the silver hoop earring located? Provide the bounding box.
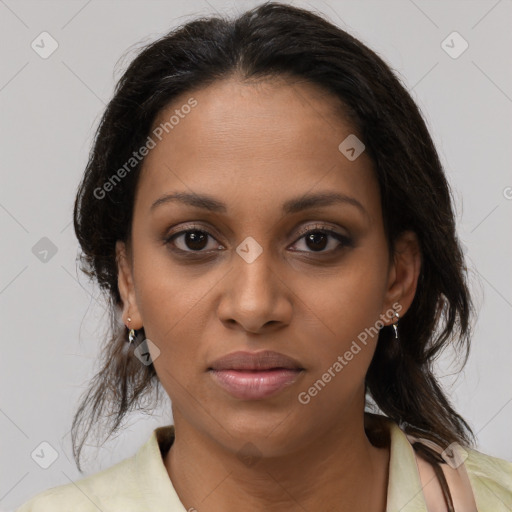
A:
[392,311,400,341]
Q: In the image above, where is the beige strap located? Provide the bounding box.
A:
[407,434,478,511]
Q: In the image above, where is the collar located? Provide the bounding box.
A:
[134,416,430,512]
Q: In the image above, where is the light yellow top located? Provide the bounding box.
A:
[15,416,512,511]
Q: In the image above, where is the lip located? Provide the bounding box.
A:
[209,350,303,371]
[208,350,304,400]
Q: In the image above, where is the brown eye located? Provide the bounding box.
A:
[290,228,352,253]
[304,231,328,251]
[166,229,223,252]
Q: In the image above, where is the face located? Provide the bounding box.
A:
[116,76,420,457]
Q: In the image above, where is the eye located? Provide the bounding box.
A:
[165,228,224,253]
[164,224,352,255]
[290,225,352,253]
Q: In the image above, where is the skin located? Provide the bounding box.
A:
[116,76,421,512]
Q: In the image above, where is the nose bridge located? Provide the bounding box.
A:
[232,235,275,305]
[218,234,291,331]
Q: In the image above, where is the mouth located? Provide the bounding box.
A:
[207,350,305,400]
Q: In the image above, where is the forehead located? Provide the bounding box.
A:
[134,76,378,218]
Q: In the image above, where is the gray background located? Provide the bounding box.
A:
[1,0,511,509]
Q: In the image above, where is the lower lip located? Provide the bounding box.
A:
[209,368,303,400]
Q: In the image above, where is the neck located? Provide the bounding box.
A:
[164,410,390,512]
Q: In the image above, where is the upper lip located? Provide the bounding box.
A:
[208,350,304,371]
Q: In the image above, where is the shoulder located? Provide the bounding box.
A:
[15,426,177,512]
[464,445,512,508]
[400,420,512,511]
[15,455,141,512]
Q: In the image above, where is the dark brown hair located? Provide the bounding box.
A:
[72,1,475,471]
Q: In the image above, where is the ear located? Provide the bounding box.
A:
[115,240,143,329]
[382,231,421,324]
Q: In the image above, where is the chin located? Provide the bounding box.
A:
[213,407,306,454]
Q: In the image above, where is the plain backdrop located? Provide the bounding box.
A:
[1,0,511,509]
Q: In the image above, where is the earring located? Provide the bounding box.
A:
[392,311,400,341]
[126,317,136,344]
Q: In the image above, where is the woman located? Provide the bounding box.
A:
[16,2,512,511]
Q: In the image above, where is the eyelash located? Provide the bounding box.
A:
[163,223,352,256]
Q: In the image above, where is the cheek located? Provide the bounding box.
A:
[132,234,208,336]
[135,269,207,356]
[300,246,389,384]
[318,248,389,335]
[131,245,181,340]
[136,273,208,406]
[130,244,222,396]
[296,270,386,416]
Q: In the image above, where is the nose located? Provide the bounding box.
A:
[217,245,293,334]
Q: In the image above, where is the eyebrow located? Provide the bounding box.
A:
[150,191,367,217]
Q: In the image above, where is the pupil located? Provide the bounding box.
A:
[186,231,207,250]
[307,232,327,251]
[183,231,329,252]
